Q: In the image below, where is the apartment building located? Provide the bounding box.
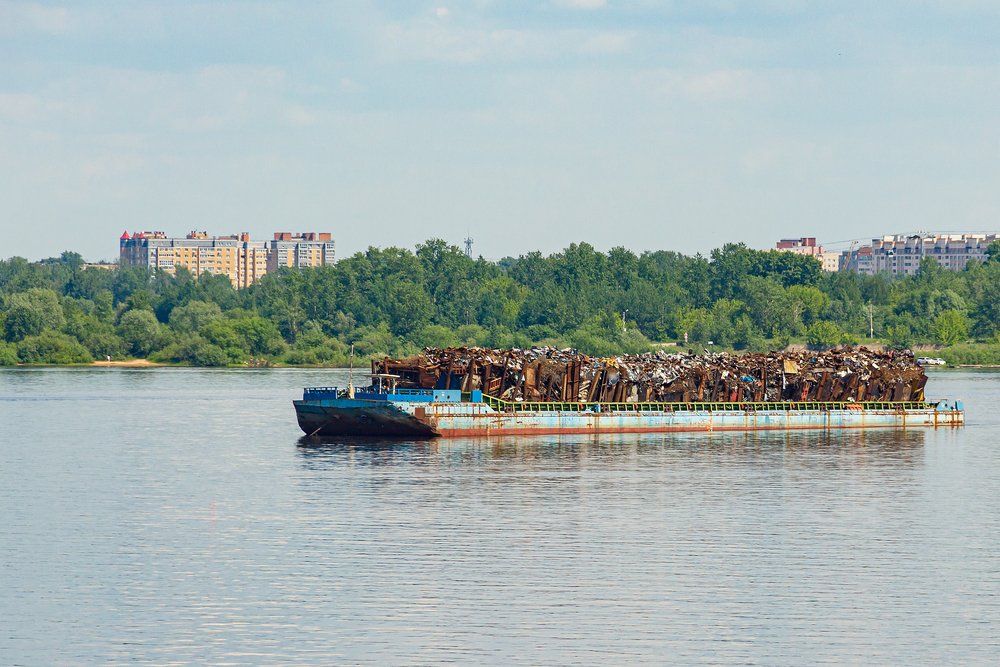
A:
[841,245,874,274]
[268,232,336,271]
[120,230,336,287]
[775,237,841,272]
[820,252,841,272]
[839,234,1000,276]
[776,237,824,258]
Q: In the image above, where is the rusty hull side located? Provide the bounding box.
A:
[295,397,964,438]
[411,404,964,437]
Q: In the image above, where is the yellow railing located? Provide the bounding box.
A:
[478,394,932,414]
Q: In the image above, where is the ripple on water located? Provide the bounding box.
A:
[0,367,998,666]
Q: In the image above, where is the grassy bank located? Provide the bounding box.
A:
[938,344,1000,366]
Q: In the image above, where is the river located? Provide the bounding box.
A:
[1,367,997,665]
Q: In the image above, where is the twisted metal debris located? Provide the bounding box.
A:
[373,346,929,404]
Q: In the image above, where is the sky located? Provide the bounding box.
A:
[2,1,1000,262]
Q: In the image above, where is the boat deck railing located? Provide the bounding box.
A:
[478,394,934,413]
[302,387,946,414]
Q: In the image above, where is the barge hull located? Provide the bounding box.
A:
[294,395,964,439]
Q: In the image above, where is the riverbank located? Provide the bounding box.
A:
[92,359,167,367]
[0,340,996,369]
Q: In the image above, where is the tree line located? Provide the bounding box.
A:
[2,238,1000,366]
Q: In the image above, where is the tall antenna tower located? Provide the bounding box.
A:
[464,234,473,257]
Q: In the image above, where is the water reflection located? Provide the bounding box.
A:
[297,428,927,468]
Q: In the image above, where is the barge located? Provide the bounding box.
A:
[294,387,965,438]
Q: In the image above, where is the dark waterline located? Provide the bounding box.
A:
[1,368,998,666]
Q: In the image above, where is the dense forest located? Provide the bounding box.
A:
[2,238,1000,366]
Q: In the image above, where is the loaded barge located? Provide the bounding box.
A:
[294,389,964,438]
[293,346,965,438]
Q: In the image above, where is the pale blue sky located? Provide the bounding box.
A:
[2,1,999,262]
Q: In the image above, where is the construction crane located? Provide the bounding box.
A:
[840,240,859,273]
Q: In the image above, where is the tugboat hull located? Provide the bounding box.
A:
[295,399,439,438]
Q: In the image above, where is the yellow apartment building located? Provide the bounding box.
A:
[268,232,336,271]
[120,231,335,287]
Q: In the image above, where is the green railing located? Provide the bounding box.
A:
[479,394,932,414]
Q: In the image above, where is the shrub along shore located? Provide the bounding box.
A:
[3,238,1000,368]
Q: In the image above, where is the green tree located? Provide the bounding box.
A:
[150,334,229,366]
[189,340,229,367]
[806,321,842,349]
[93,291,115,323]
[111,266,153,305]
[200,320,246,362]
[786,285,829,327]
[4,305,44,342]
[0,341,18,365]
[971,261,1000,337]
[231,317,285,357]
[741,276,790,337]
[118,309,160,356]
[384,280,434,336]
[6,288,65,331]
[168,300,223,333]
[710,243,821,302]
[680,254,712,308]
[122,289,153,314]
[84,332,128,360]
[60,251,85,273]
[933,310,969,346]
[416,238,474,326]
[16,333,93,364]
[986,239,1000,263]
[412,324,459,349]
[887,324,914,350]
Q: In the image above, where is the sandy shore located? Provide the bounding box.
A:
[91,359,167,367]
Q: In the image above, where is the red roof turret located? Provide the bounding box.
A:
[120,231,130,240]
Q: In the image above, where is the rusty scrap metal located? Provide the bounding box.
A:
[373,346,928,403]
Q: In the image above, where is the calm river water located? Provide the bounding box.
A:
[1,368,998,665]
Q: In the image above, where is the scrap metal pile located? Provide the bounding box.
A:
[373,346,929,404]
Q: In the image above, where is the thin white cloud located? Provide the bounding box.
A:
[0,93,39,122]
[629,69,766,105]
[27,2,68,32]
[0,2,70,34]
[172,114,226,133]
[137,65,287,133]
[553,0,606,9]
[379,20,634,63]
[287,105,320,126]
[683,69,759,102]
[579,31,635,54]
[740,139,833,177]
[339,78,364,94]
[78,154,146,182]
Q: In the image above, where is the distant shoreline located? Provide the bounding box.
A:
[92,359,167,367]
[0,358,990,370]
